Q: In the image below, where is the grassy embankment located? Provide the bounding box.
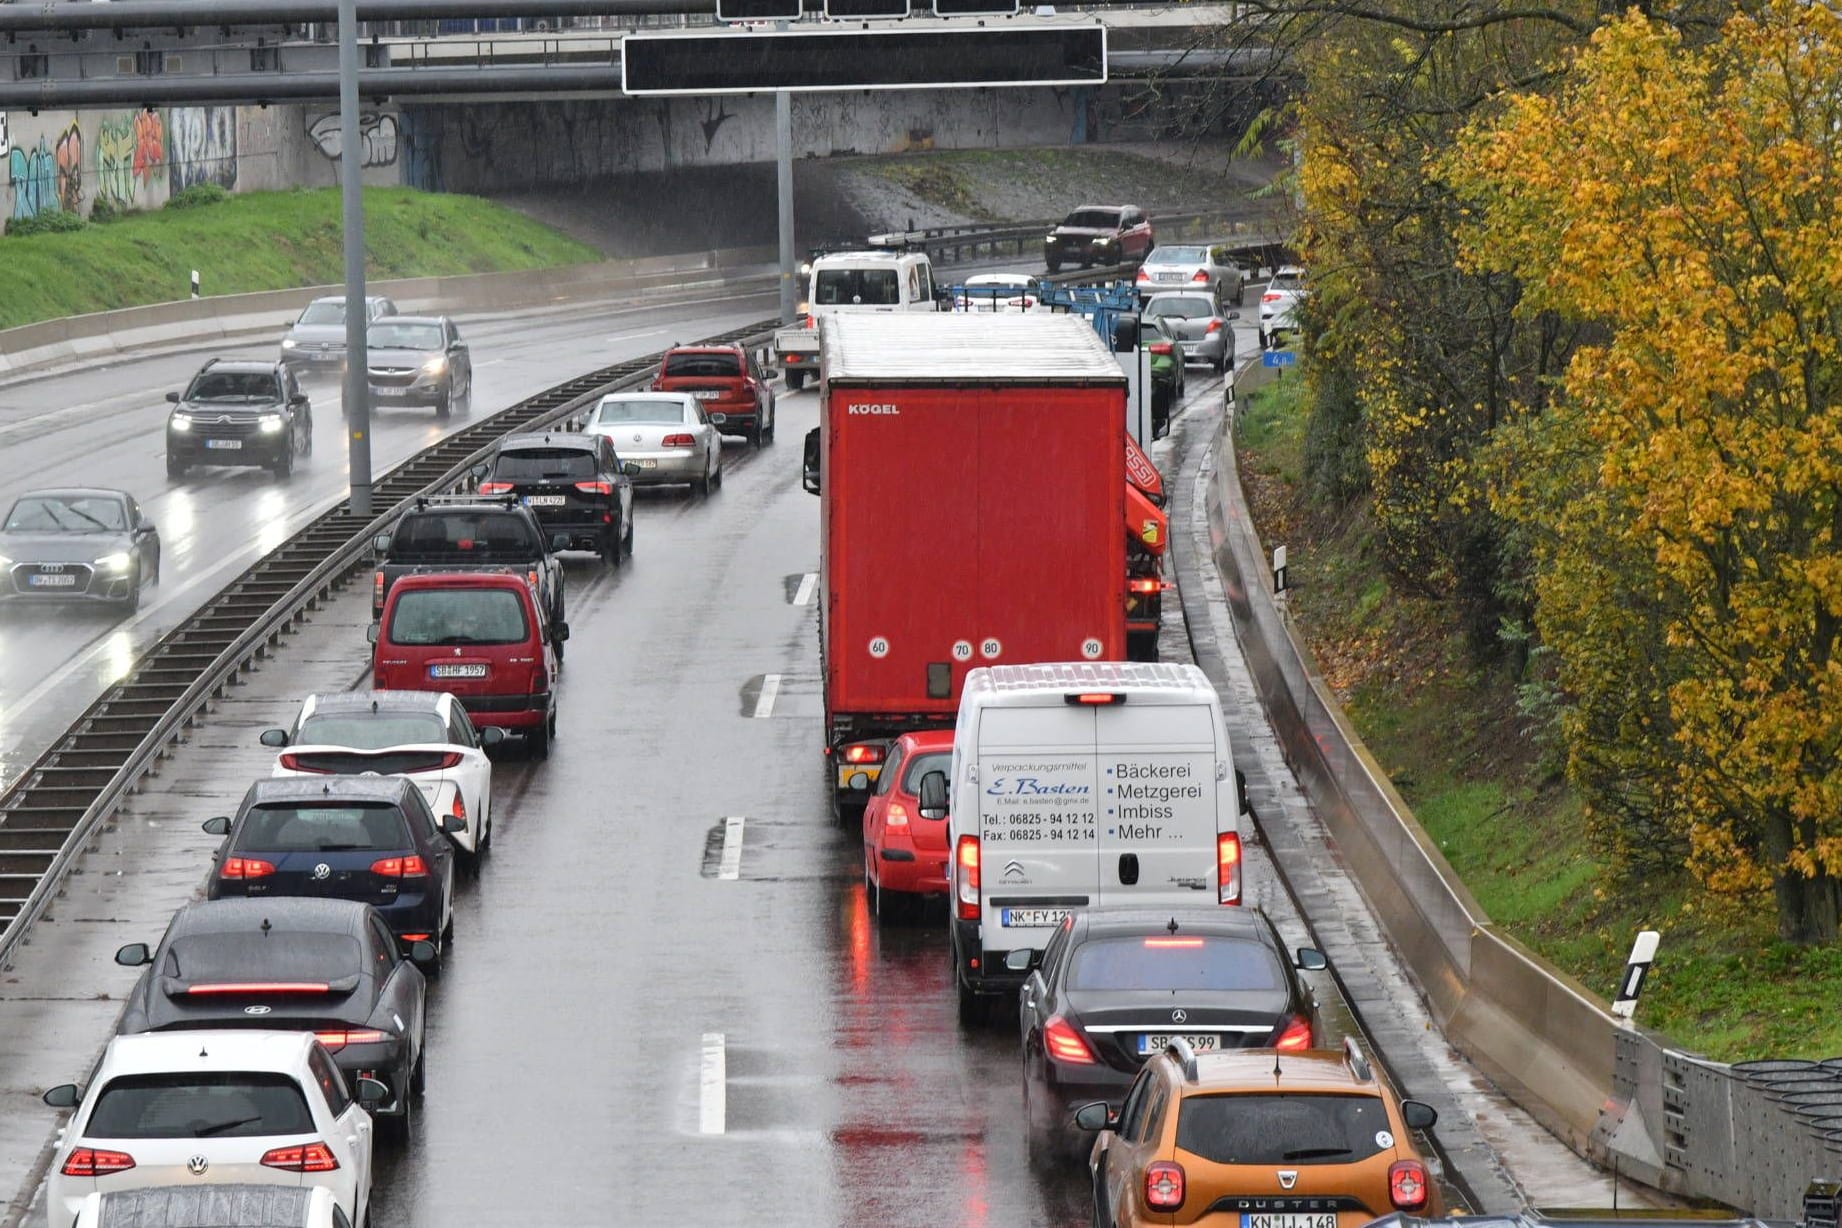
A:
[0,187,601,330]
[1232,369,1842,1061]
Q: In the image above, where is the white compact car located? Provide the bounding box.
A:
[1258,265,1308,348]
[954,272,1044,313]
[583,391,724,496]
[939,662,1247,1026]
[262,691,499,858]
[43,1031,381,1228]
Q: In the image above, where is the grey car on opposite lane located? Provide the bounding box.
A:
[280,294,397,370]
[0,487,160,613]
[366,315,472,418]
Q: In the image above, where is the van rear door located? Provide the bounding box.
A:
[1094,701,1220,906]
[974,704,1100,947]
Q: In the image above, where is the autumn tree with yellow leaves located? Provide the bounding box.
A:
[1445,1,1842,942]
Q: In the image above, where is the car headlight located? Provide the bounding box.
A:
[258,414,286,434]
[1045,234,1060,243]
[421,356,448,376]
[170,413,192,432]
[94,552,131,572]
[281,338,298,349]
[0,554,12,570]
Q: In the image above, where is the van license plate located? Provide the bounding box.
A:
[1243,1216,1337,1228]
[522,495,566,506]
[1138,1033,1221,1055]
[1000,908,1069,928]
[205,439,242,450]
[693,390,721,400]
[429,663,488,679]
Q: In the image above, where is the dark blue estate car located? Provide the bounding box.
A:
[203,776,458,960]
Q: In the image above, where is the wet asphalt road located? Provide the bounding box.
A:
[0,289,774,793]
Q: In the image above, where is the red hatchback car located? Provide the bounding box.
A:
[370,571,566,759]
[651,344,777,448]
[861,730,955,923]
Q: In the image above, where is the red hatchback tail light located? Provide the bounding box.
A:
[221,857,276,880]
[1043,1016,1096,1065]
[955,835,980,920]
[662,433,695,448]
[62,1147,136,1177]
[1389,1159,1430,1211]
[1144,1161,1185,1210]
[261,1142,340,1173]
[371,855,429,878]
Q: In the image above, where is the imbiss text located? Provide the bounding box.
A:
[1113,761,1204,826]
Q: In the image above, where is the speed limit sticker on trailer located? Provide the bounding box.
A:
[868,636,890,658]
[1081,638,1103,659]
[981,638,1002,660]
[952,641,974,662]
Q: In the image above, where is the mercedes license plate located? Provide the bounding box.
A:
[428,663,488,679]
[693,390,721,401]
[1158,272,1185,281]
[204,439,242,450]
[28,574,77,588]
[1000,908,1069,928]
[523,495,566,507]
[1243,1216,1337,1228]
[1138,1032,1221,1055]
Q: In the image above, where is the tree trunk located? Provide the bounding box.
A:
[1774,866,1841,945]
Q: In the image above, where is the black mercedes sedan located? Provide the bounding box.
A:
[1015,907,1328,1165]
[113,896,430,1138]
[0,487,159,613]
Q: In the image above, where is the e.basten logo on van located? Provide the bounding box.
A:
[985,776,1091,797]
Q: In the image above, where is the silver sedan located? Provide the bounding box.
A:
[583,392,724,496]
[1141,290,1239,373]
[1136,244,1248,306]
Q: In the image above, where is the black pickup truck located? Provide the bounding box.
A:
[371,497,567,649]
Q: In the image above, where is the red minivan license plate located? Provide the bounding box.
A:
[429,664,487,679]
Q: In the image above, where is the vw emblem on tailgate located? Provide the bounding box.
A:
[312,863,332,880]
[1170,1009,1188,1024]
[1277,1170,1297,1190]
[187,1155,209,1176]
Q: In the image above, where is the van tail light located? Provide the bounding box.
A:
[1274,1014,1313,1050]
[533,664,549,693]
[1205,319,1223,334]
[885,801,909,829]
[1148,342,1173,355]
[1043,1016,1096,1065]
[575,480,614,495]
[1389,1159,1430,1212]
[805,314,815,330]
[62,1147,136,1177]
[371,855,429,878]
[1144,1161,1186,1210]
[221,857,276,880]
[955,835,981,920]
[315,1029,389,1052]
[277,753,333,774]
[1217,832,1242,905]
[1191,269,1210,282]
[1262,290,1283,303]
[260,1142,340,1173]
[662,433,695,448]
[842,743,884,765]
[371,570,385,614]
[478,481,513,495]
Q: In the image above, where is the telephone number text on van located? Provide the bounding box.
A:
[985,827,1095,842]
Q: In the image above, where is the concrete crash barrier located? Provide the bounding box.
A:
[0,244,778,380]
[1201,404,1842,1216]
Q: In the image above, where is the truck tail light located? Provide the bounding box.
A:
[1145,1161,1186,1210]
[261,1142,339,1173]
[1191,269,1210,282]
[575,480,614,495]
[1217,833,1242,905]
[371,855,429,878]
[221,857,275,880]
[1148,342,1174,356]
[885,801,909,829]
[1274,1014,1313,1050]
[1389,1159,1430,1211]
[842,744,884,765]
[62,1148,136,1177]
[956,835,980,920]
[315,1029,389,1052]
[479,481,513,495]
[1128,577,1161,594]
[662,433,695,447]
[1043,1016,1096,1065]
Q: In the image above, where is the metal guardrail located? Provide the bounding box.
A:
[0,316,779,972]
[834,209,1288,271]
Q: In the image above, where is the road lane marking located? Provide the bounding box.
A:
[792,572,817,606]
[700,1032,727,1135]
[752,673,781,719]
[718,816,746,881]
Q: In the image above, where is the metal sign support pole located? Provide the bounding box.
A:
[775,79,796,325]
[340,0,373,517]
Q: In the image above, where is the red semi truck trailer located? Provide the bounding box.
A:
[801,312,1129,814]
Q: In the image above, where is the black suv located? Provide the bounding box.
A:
[372,495,566,631]
[477,433,639,567]
[166,358,313,478]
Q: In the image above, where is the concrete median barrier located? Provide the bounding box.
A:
[0,245,780,380]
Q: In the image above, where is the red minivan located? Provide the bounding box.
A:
[652,344,777,447]
[861,729,955,924]
[370,572,565,758]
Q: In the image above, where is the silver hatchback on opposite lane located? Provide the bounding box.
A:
[582,392,724,496]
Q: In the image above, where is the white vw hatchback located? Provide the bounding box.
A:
[43,1031,380,1228]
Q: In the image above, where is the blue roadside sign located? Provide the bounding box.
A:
[1262,349,1298,368]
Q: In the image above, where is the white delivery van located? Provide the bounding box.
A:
[929,662,1245,1025]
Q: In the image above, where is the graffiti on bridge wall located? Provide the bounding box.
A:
[0,111,9,158]
[7,137,54,220]
[305,111,398,167]
[96,111,166,208]
[53,122,82,212]
[167,106,237,193]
